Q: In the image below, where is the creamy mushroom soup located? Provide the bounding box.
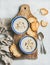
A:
[20,36,36,52]
[13,18,28,33]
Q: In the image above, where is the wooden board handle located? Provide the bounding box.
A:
[17,4,31,18]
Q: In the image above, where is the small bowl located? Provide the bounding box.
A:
[11,16,29,34]
[19,36,37,54]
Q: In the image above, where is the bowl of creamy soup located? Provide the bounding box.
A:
[19,36,37,54]
[11,16,29,34]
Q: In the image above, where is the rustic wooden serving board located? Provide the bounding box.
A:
[14,4,38,59]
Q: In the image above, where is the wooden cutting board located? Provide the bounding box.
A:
[14,4,38,59]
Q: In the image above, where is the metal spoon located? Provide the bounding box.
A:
[38,32,46,54]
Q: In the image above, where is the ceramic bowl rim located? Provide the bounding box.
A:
[19,36,37,54]
[11,16,29,34]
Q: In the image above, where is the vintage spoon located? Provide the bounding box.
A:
[38,32,46,54]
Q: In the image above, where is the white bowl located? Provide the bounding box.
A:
[11,16,29,34]
[19,36,37,54]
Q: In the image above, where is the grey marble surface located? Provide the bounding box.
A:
[0,0,50,65]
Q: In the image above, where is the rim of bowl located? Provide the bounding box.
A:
[19,36,37,54]
[11,16,29,34]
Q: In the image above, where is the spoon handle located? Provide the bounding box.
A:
[40,45,43,54]
[42,41,46,54]
[40,41,43,54]
[43,44,46,54]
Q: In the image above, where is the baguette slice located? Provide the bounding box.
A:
[28,17,37,23]
[40,8,48,16]
[31,21,39,32]
[10,43,22,58]
[40,20,48,27]
[26,28,37,39]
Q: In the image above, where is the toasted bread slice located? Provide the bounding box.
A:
[28,17,37,23]
[40,8,48,15]
[31,21,39,32]
[26,28,37,39]
[10,43,22,58]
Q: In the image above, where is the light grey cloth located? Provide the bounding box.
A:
[0,19,13,65]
